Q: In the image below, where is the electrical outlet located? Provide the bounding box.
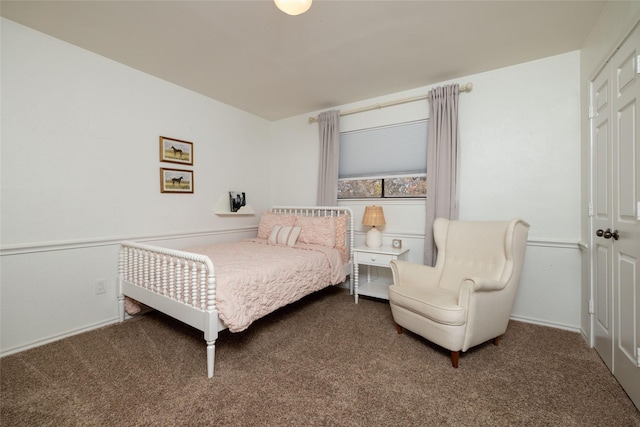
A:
[95,279,107,295]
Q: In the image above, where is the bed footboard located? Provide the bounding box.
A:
[117,241,219,377]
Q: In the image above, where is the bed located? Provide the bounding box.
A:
[117,206,354,377]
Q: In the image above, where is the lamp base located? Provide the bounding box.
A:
[366,227,382,248]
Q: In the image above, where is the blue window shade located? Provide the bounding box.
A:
[339,120,428,178]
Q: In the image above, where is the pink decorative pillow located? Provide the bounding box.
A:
[268,225,301,247]
[334,215,347,249]
[295,215,336,247]
[257,212,296,239]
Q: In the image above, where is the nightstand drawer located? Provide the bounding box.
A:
[356,252,394,267]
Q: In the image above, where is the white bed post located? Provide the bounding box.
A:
[205,269,217,378]
[206,337,215,378]
[348,208,355,294]
[117,282,125,322]
[117,247,126,322]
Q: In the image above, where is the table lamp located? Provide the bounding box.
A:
[362,205,386,248]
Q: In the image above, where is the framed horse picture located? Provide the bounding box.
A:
[160,136,193,165]
[160,168,194,193]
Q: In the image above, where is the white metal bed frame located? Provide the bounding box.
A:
[117,206,354,377]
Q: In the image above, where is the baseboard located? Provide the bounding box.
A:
[0,317,120,358]
[510,314,581,333]
[579,327,591,346]
[2,308,582,358]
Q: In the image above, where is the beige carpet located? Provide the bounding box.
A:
[2,286,639,426]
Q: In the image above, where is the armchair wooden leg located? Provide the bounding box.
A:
[396,324,403,334]
[493,336,500,346]
[451,351,459,368]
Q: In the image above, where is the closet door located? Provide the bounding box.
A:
[592,23,640,410]
[611,24,640,409]
[591,62,613,371]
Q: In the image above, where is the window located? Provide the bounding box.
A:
[338,120,428,199]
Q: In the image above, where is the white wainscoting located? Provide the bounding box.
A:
[350,231,583,333]
[511,239,583,332]
[1,228,582,357]
[0,227,257,357]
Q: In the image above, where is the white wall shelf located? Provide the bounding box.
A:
[214,195,255,216]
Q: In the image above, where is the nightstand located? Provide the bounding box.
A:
[353,246,409,303]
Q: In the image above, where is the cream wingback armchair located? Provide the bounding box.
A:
[389,218,530,368]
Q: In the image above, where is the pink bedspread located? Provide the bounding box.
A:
[187,238,346,332]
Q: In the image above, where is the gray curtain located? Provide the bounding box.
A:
[316,110,341,206]
[424,84,460,265]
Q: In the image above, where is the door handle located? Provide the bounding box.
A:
[598,228,620,240]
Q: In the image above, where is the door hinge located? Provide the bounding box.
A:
[637,348,640,367]
[637,55,640,74]
[589,299,594,314]
[588,203,594,217]
[588,105,595,119]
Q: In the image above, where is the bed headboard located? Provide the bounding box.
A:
[270,206,354,261]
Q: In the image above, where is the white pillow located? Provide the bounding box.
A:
[268,225,301,247]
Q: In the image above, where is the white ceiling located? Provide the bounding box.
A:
[1,0,606,121]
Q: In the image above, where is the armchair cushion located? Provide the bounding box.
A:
[389,285,464,326]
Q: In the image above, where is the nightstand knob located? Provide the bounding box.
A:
[371,256,376,261]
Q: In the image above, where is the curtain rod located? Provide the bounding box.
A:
[308,82,473,123]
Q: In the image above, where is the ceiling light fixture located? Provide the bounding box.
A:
[274,0,312,16]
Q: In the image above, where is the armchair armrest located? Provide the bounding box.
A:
[462,277,508,292]
[390,260,441,288]
[458,276,515,351]
[458,277,507,308]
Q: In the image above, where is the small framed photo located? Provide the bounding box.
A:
[229,191,246,212]
[160,168,193,193]
[392,239,403,249]
[159,136,193,165]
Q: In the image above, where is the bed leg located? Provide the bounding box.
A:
[207,341,215,378]
[117,280,125,322]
